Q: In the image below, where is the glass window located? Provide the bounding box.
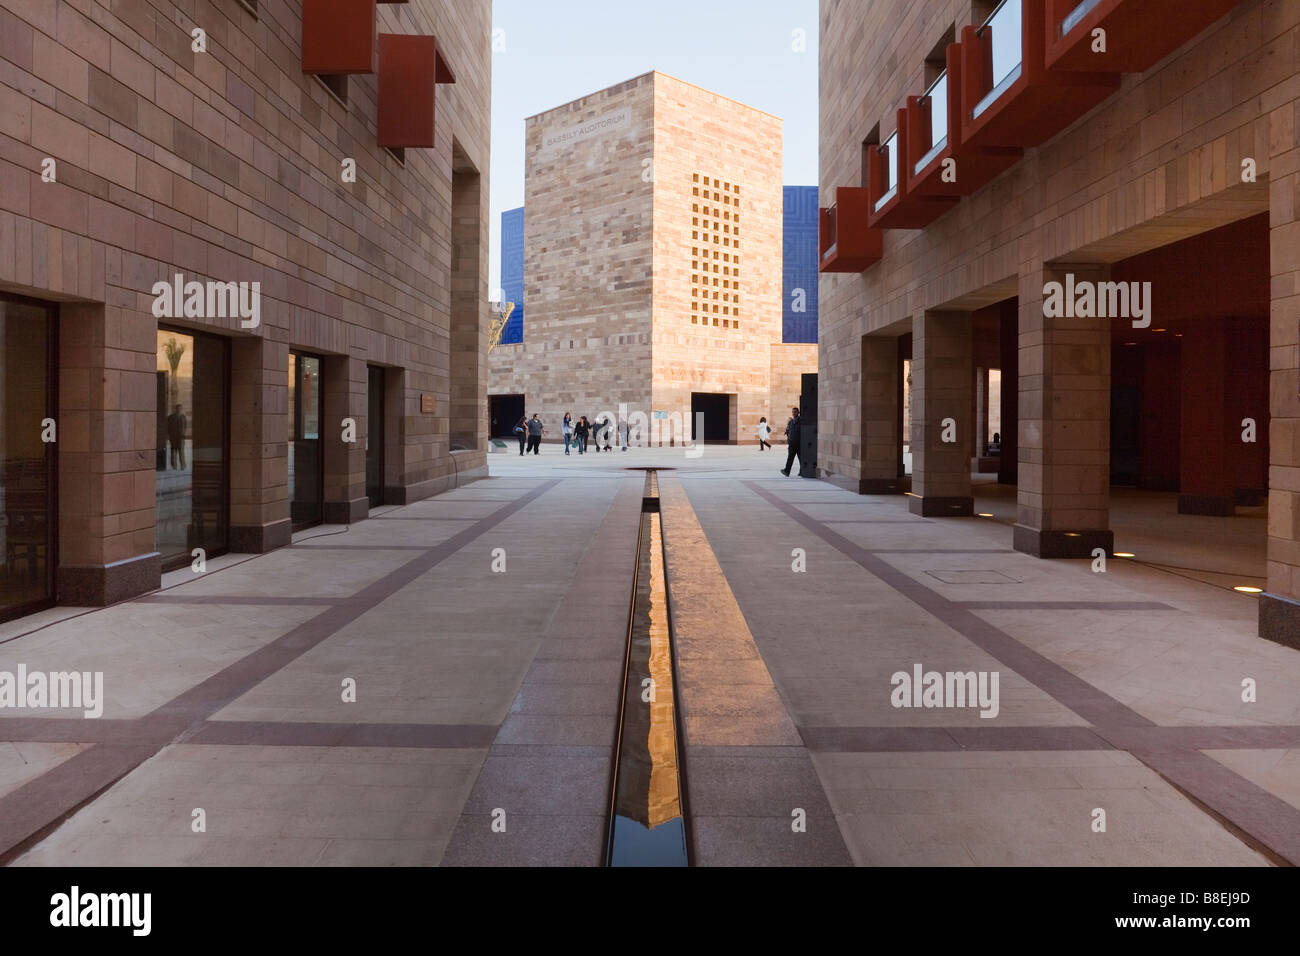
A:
[289,352,324,530]
[973,0,1024,119]
[156,328,229,570]
[1,295,55,621]
[875,132,900,211]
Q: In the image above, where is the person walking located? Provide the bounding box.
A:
[526,413,545,455]
[590,414,602,453]
[513,416,528,455]
[562,412,574,455]
[756,416,772,451]
[781,407,802,477]
[574,416,590,454]
[167,403,187,470]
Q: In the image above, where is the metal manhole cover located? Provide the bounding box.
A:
[925,570,1023,584]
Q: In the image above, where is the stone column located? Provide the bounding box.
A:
[229,335,290,552]
[1178,317,1233,515]
[860,333,905,493]
[1260,95,1300,648]
[322,354,368,524]
[909,311,973,516]
[56,302,160,603]
[974,366,989,461]
[998,299,1018,485]
[1013,263,1113,558]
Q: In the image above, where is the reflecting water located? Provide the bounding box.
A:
[607,495,688,867]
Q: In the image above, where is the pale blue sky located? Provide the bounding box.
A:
[488,0,819,294]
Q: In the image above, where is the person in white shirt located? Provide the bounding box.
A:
[756,416,772,451]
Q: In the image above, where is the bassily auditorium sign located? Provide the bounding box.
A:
[539,109,631,154]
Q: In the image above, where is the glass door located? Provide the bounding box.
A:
[289,352,324,530]
[156,327,229,570]
[0,294,56,622]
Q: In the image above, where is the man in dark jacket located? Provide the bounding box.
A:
[526,414,545,455]
[781,407,801,477]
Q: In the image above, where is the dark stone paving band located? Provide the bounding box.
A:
[955,601,1174,610]
[186,721,499,749]
[0,481,561,863]
[803,724,1300,753]
[744,480,1300,866]
[136,594,348,605]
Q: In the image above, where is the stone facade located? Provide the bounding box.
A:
[817,0,1300,640]
[488,71,813,443]
[0,0,491,608]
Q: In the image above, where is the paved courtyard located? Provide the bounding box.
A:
[1,445,1297,866]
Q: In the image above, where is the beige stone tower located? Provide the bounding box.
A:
[488,71,802,443]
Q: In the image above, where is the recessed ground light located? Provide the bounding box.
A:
[1124,341,1138,346]
[1234,586,1263,594]
[1063,532,1082,537]
[1114,552,1135,558]
[1153,328,1167,332]
[978,512,994,518]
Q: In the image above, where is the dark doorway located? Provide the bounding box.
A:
[1110,385,1141,486]
[690,392,730,443]
[799,373,818,478]
[289,351,324,530]
[366,366,385,508]
[490,394,525,439]
[1,293,57,622]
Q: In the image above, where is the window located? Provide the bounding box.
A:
[973,0,1024,120]
[316,73,348,105]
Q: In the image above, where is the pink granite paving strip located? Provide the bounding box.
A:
[0,481,559,861]
[744,480,1300,865]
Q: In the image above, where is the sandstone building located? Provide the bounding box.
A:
[487,72,816,444]
[817,0,1299,646]
[0,0,491,621]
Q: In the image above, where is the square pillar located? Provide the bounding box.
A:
[998,299,1019,485]
[322,354,368,524]
[909,311,973,516]
[859,333,906,493]
[1013,264,1113,558]
[974,366,989,460]
[229,336,290,552]
[1261,115,1300,649]
[1178,317,1233,515]
[56,303,161,604]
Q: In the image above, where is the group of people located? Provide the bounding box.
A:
[513,413,614,455]
[511,406,806,475]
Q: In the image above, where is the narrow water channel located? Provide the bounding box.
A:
[604,471,689,866]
